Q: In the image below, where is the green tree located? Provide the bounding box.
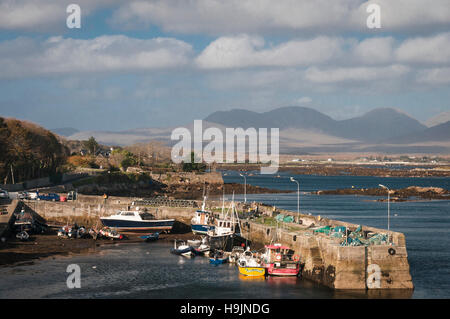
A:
[182,152,206,172]
[83,136,99,155]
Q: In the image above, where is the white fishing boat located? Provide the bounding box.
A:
[207,193,244,251]
[100,209,175,233]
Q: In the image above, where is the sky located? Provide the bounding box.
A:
[0,0,449,131]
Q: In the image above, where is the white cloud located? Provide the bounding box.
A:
[297,97,312,105]
[196,32,450,71]
[416,68,450,85]
[304,65,410,83]
[395,32,450,65]
[0,35,193,78]
[196,35,344,68]
[352,37,395,64]
[110,0,450,35]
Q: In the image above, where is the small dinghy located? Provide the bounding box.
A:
[209,250,228,265]
[170,240,196,258]
[187,239,201,247]
[140,232,159,242]
[99,227,124,240]
[16,231,29,241]
[229,246,245,264]
[193,236,210,256]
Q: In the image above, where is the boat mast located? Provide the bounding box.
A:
[202,182,207,211]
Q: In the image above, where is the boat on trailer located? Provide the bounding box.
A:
[100,210,175,233]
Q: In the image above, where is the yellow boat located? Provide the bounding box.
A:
[238,266,266,277]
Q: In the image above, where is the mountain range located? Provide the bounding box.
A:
[64,106,450,154]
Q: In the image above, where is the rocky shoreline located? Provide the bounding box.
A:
[165,182,292,200]
[219,163,450,177]
[316,186,450,202]
[72,181,291,200]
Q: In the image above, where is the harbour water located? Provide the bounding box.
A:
[224,171,450,299]
[0,172,448,298]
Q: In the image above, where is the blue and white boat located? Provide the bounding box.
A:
[170,240,197,258]
[100,210,175,233]
[190,197,215,235]
[209,250,228,264]
[140,232,159,242]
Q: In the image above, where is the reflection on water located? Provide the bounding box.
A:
[0,242,413,299]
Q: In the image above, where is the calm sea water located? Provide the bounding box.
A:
[0,172,448,299]
[223,170,450,299]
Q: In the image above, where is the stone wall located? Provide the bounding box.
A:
[240,220,413,290]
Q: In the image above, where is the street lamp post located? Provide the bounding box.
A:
[239,173,247,203]
[379,184,390,232]
[290,177,300,223]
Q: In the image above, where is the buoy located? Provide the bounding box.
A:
[275,253,282,261]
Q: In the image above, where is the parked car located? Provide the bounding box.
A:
[37,193,60,201]
[28,192,39,200]
[0,189,9,199]
[17,191,29,200]
[67,191,77,201]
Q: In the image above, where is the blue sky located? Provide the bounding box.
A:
[0,0,449,131]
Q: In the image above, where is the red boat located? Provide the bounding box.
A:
[261,244,301,277]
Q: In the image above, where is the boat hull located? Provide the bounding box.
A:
[208,233,246,252]
[191,224,215,235]
[100,218,175,233]
[209,257,228,265]
[265,263,300,276]
[170,246,195,257]
[238,266,266,277]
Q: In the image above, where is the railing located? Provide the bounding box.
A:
[134,197,198,208]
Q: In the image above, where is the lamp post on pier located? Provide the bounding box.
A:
[379,184,390,231]
[239,173,247,203]
[290,177,300,223]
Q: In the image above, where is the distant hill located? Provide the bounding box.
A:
[426,111,450,127]
[43,106,449,154]
[205,106,336,132]
[332,108,427,143]
[388,121,450,144]
[52,127,79,137]
[205,106,427,143]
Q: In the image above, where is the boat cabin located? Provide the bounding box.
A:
[107,211,156,221]
[191,210,213,224]
[263,244,295,263]
[211,218,240,236]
